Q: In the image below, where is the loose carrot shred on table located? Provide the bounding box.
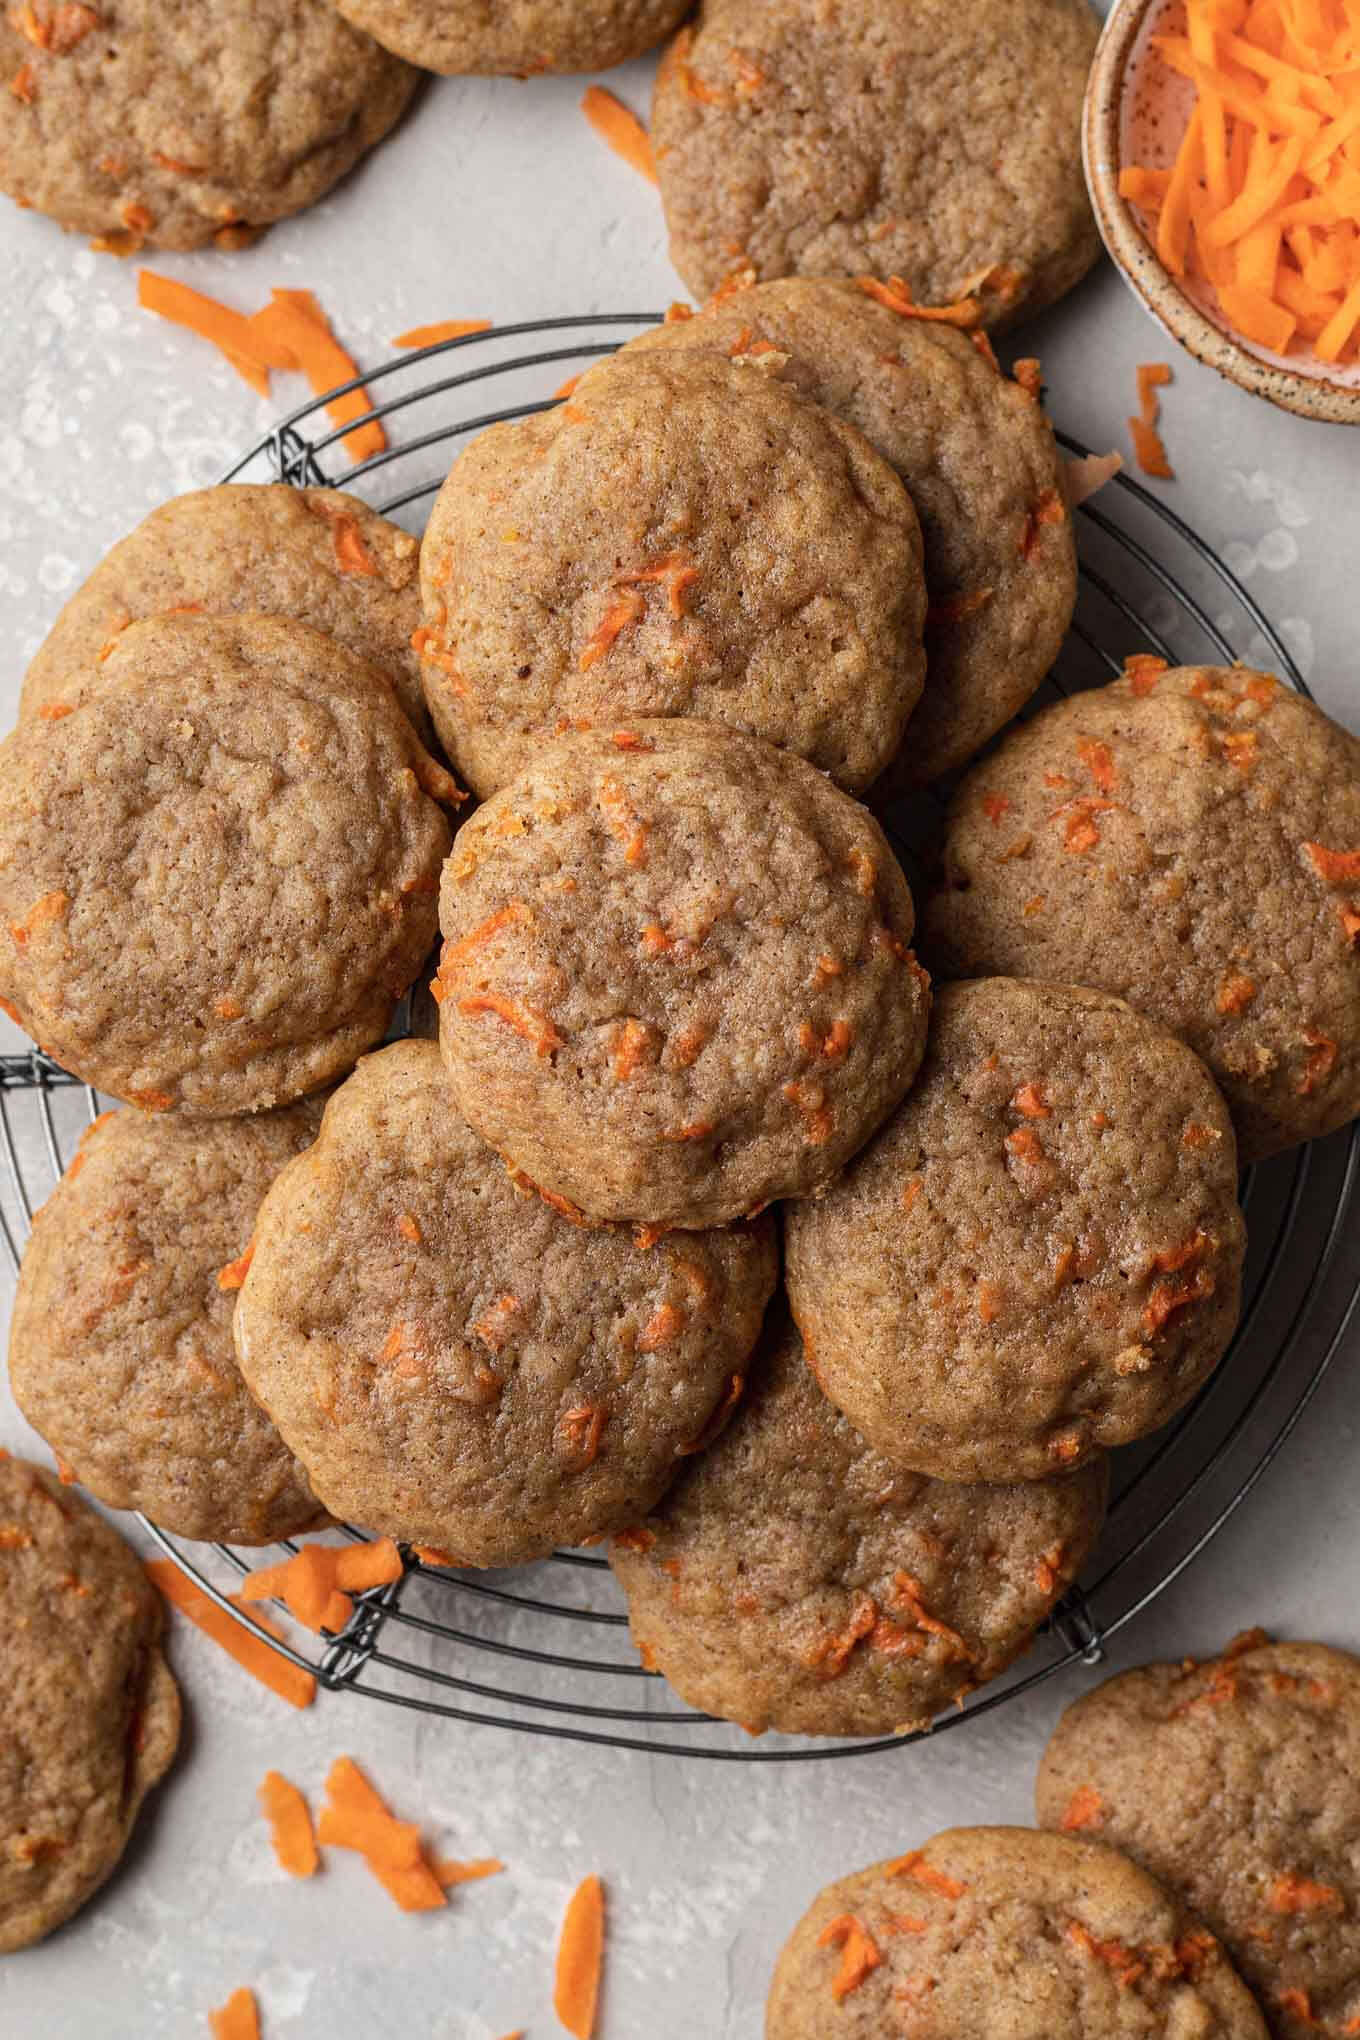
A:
[434,1856,505,1886]
[258,1771,318,1879]
[555,1875,606,2039]
[208,1987,261,2040]
[1121,0,1360,365]
[1129,414,1175,479]
[145,1560,316,1709]
[318,1756,467,1912]
[581,84,657,183]
[246,290,386,460]
[137,272,278,396]
[390,319,492,348]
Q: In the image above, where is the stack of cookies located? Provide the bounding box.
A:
[4,278,1359,1755]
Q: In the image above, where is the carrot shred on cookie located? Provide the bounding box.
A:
[857,274,982,326]
[555,1874,606,2039]
[146,1559,316,1709]
[208,1987,261,2040]
[258,1771,318,1878]
[390,318,492,348]
[581,85,657,184]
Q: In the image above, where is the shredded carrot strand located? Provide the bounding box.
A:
[145,1560,315,1708]
[247,291,386,460]
[259,1771,318,1878]
[208,1987,261,2040]
[555,1875,606,2039]
[581,85,657,183]
[390,319,491,348]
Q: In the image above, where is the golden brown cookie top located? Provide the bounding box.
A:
[627,279,1077,784]
[0,611,455,1115]
[609,1317,1107,1737]
[418,347,926,796]
[21,486,430,744]
[767,1828,1267,2038]
[923,665,1360,1160]
[0,1455,180,1953]
[0,0,417,249]
[328,0,691,74]
[651,0,1100,325]
[10,1105,324,1544]
[435,718,931,1227]
[785,978,1245,1481]
[233,1040,778,1564]
[1037,1635,1360,2040]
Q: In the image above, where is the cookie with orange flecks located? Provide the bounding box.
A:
[1037,1636,1360,2040]
[765,1828,1266,2036]
[20,485,432,744]
[784,978,1245,1482]
[625,277,1076,783]
[233,1041,777,1565]
[922,665,1360,1160]
[327,0,691,73]
[0,1454,180,1953]
[650,0,1100,325]
[0,0,417,250]
[433,718,931,1228]
[608,1317,1107,1736]
[0,612,455,1115]
[9,1104,323,1544]
[418,346,926,796]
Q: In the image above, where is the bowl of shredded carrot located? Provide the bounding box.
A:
[1085,0,1360,421]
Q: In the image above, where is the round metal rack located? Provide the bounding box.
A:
[1,316,1355,1760]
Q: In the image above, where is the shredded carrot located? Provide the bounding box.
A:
[208,1987,261,2040]
[259,1771,318,1878]
[390,318,491,348]
[581,85,657,183]
[239,1538,402,1634]
[146,1560,315,1709]
[1122,0,1360,365]
[554,1875,605,2039]
[1267,1870,1342,1913]
[857,274,982,326]
[216,1243,255,1292]
[247,290,386,460]
[888,1850,967,1899]
[320,1757,447,1911]
[1060,1784,1105,1831]
[435,1857,504,1886]
[817,1914,883,1999]
[137,272,281,397]
[1129,415,1175,479]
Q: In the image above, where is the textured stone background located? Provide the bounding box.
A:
[1,40,1357,2040]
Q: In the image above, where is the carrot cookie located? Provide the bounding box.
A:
[232,1041,777,1564]
[418,347,926,796]
[923,665,1360,1160]
[0,612,455,1116]
[0,0,417,250]
[627,279,1076,783]
[1037,1635,1360,2040]
[784,979,1245,1482]
[434,719,931,1227]
[10,1106,324,1545]
[328,0,691,73]
[21,486,431,744]
[651,0,1101,326]
[0,1455,180,1952]
[766,1828,1266,2036]
[608,1317,1107,1736]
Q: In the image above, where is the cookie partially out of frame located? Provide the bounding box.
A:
[1037,1634,1360,2040]
[10,1105,324,1545]
[766,1828,1266,2038]
[21,486,432,745]
[922,664,1360,1160]
[626,278,1077,785]
[0,612,456,1116]
[0,1455,180,1953]
[419,347,926,797]
[328,0,691,74]
[0,0,417,250]
[434,719,931,1228]
[784,978,1245,1482]
[233,1041,778,1564]
[650,0,1101,327]
[609,1317,1107,1736]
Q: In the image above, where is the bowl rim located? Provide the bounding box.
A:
[1083,0,1360,425]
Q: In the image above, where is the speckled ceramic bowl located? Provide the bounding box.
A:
[1084,0,1360,423]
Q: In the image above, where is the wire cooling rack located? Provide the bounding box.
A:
[1,315,1357,1762]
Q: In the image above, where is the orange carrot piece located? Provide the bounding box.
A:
[390,318,492,348]
[1129,415,1175,478]
[555,1875,606,2039]
[435,1857,505,1886]
[247,290,386,461]
[240,1544,348,1633]
[316,1805,425,1871]
[581,85,657,183]
[333,1537,404,1593]
[208,1987,261,2040]
[137,272,283,397]
[145,1560,316,1709]
[258,1771,318,1879]
[321,1757,447,1912]
[1136,361,1172,423]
